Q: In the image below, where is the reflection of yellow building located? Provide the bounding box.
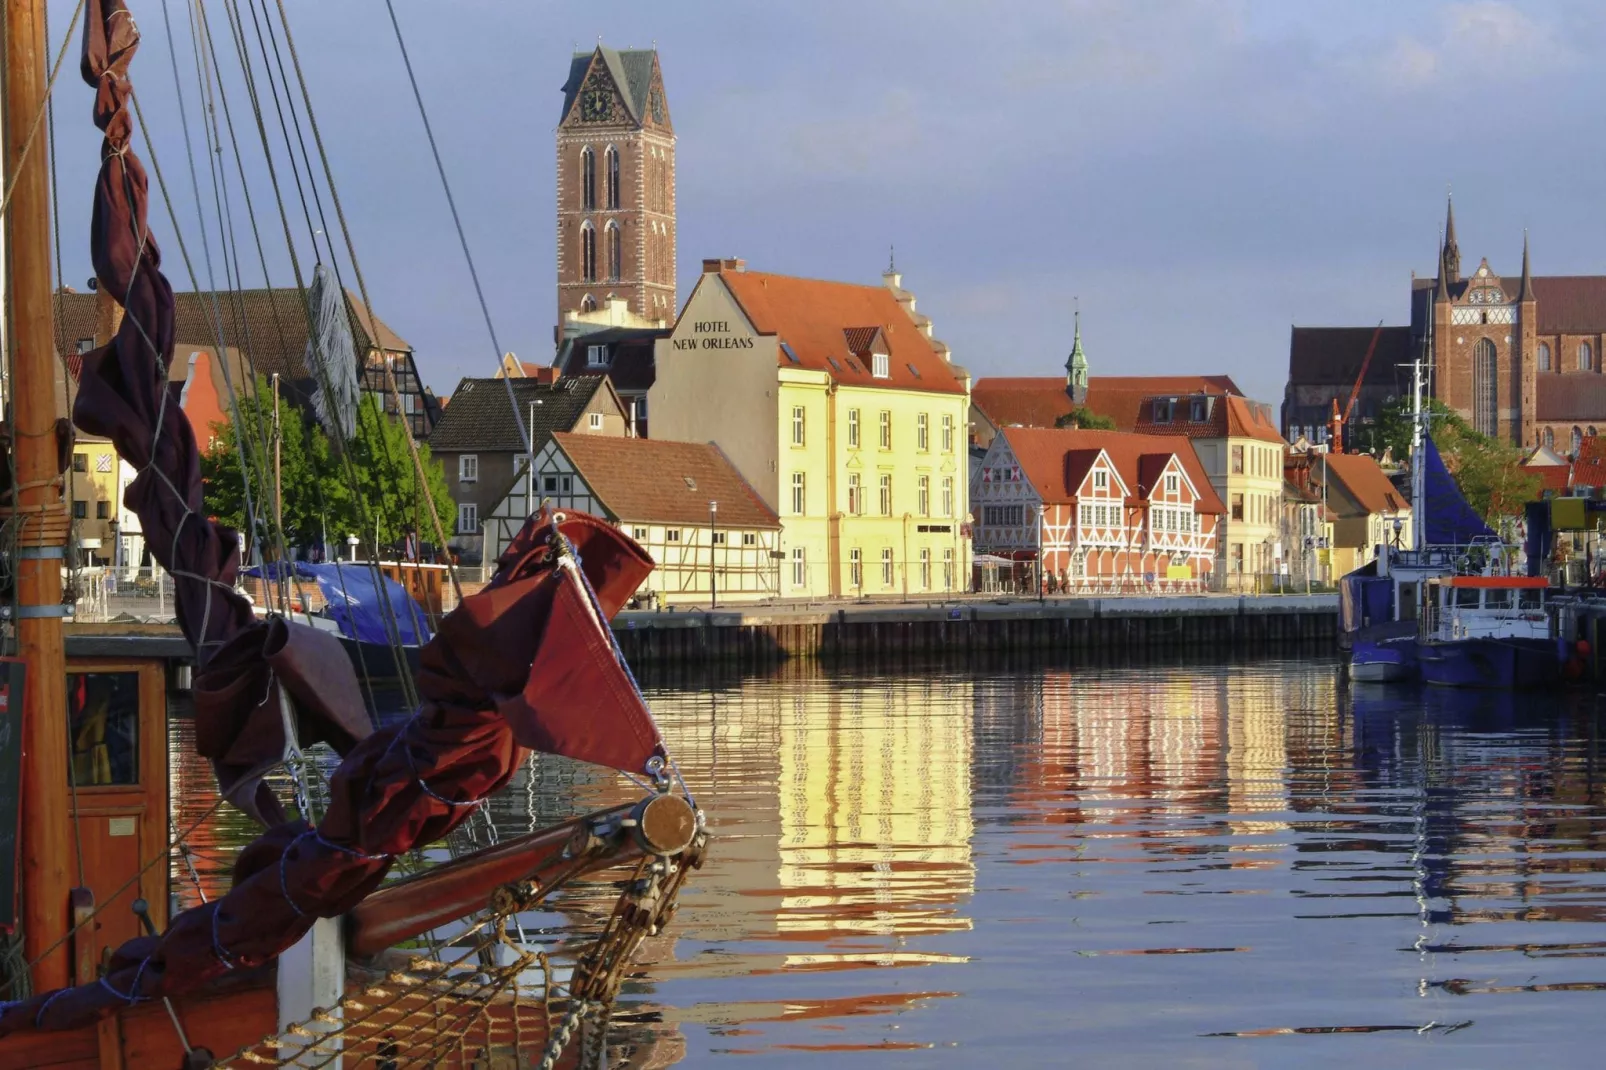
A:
[777,676,975,945]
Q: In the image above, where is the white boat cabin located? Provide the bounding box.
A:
[1423,576,1550,641]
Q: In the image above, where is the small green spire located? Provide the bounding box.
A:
[1066,306,1089,403]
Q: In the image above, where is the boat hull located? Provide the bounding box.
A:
[1418,637,1561,689]
[1349,636,1418,683]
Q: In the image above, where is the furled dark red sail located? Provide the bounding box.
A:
[0,0,663,1036]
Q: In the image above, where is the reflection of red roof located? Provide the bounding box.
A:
[999,427,1225,514]
[716,268,965,395]
[973,374,1241,432]
[1323,453,1409,514]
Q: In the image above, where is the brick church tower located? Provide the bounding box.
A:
[556,46,676,327]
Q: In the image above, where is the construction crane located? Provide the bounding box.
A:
[1331,320,1385,453]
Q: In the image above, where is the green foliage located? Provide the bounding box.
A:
[1054,406,1117,430]
[201,378,454,556]
[1354,395,1540,523]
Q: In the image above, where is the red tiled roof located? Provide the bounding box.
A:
[1131,392,1286,445]
[552,432,780,530]
[1572,434,1606,488]
[1323,453,1409,515]
[973,374,1242,433]
[999,427,1226,514]
[716,269,965,395]
[1535,373,1606,423]
[1525,463,1571,493]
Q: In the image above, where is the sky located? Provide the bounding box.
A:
[41,0,1606,408]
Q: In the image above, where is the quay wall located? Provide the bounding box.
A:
[611,595,1338,666]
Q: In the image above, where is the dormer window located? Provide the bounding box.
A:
[1190,397,1207,422]
[586,344,608,368]
[872,353,889,379]
[1152,399,1173,423]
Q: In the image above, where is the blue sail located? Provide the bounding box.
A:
[244,561,432,646]
[1422,433,1494,545]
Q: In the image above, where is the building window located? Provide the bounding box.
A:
[457,502,478,534]
[941,476,954,518]
[879,473,892,516]
[1231,542,1244,572]
[792,406,805,446]
[881,547,894,587]
[586,344,608,367]
[1584,342,1595,371]
[847,408,861,448]
[606,222,621,281]
[580,293,597,312]
[943,548,954,590]
[543,475,560,494]
[633,527,648,540]
[1152,399,1173,423]
[635,396,648,424]
[1231,445,1244,474]
[580,223,596,282]
[743,532,756,546]
[879,410,892,450]
[589,412,604,430]
[666,529,681,542]
[847,473,862,515]
[917,475,930,517]
[95,501,109,520]
[872,353,889,379]
[72,452,87,473]
[1473,337,1497,436]
[1573,426,1584,456]
[919,548,931,590]
[458,454,478,483]
[849,548,862,589]
[916,413,929,451]
[1190,397,1208,421]
[580,147,595,210]
[1164,472,1178,495]
[72,500,87,519]
[792,546,807,587]
[605,146,620,210]
[711,531,726,545]
[1539,342,1552,372]
[1544,426,1555,450]
[1231,493,1244,521]
[1093,469,1108,491]
[791,472,806,515]
[941,413,954,452]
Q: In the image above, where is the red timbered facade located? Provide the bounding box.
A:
[972,428,1224,593]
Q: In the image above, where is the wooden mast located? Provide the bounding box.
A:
[6,0,73,991]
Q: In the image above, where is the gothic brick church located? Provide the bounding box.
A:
[555,46,676,326]
[1285,199,1606,456]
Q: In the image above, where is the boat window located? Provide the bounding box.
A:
[1398,582,1418,621]
[1519,589,1544,609]
[1484,589,1513,609]
[1455,588,1481,609]
[67,672,140,787]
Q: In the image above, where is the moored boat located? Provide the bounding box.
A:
[1417,576,1562,688]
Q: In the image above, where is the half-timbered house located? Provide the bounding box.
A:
[971,427,1223,593]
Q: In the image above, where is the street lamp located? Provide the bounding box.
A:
[708,500,718,609]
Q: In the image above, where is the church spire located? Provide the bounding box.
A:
[1066,305,1089,404]
[1442,194,1461,284]
[1518,229,1534,302]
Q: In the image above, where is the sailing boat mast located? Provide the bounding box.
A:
[1411,308,1430,551]
[5,0,73,991]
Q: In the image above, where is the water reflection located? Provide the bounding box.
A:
[171,658,1606,1066]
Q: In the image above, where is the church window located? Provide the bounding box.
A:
[1538,342,1551,372]
[580,294,597,313]
[1573,427,1584,457]
[1592,427,1600,438]
[1472,338,1497,436]
[1544,427,1555,450]
[605,222,621,281]
[605,146,620,209]
[580,147,596,210]
[1582,342,1595,371]
[580,222,596,282]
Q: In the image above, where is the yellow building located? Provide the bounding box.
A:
[650,259,971,598]
[68,434,131,567]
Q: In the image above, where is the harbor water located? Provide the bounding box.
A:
[171,657,1606,1067]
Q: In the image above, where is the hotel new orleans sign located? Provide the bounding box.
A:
[672,320,756,351]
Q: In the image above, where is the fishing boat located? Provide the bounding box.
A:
[0,3,703,1067]
[1416,575,1561,688]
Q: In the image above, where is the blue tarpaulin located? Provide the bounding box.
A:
[1423,434,1495,546]
[1339,561,1392,634]
[244,562,431,646]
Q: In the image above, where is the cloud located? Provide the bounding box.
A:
[1363,1,1570,92]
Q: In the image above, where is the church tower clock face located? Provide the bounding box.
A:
[580,88,614,122]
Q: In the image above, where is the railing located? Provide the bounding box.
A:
[66,565,175,623]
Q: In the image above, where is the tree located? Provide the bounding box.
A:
[1354,395,1539,522]
[202,380,454,557]
[1055,406,1117,430]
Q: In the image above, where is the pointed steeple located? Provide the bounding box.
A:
[1518,230,1534,302]
[1442,194,1461,283]
[1066,306,1089,404]
[1434,236,1449,302]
